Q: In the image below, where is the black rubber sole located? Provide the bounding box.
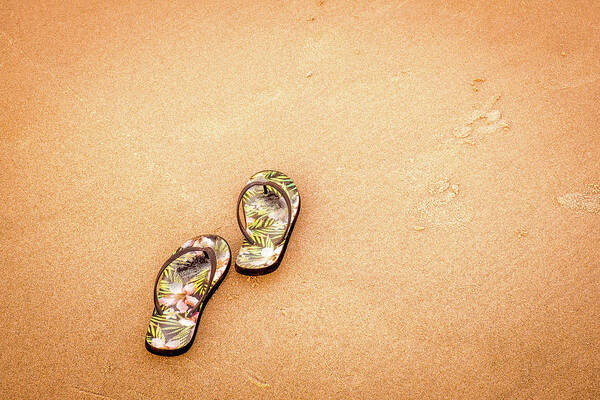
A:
[145,239,232,357]
[235,197,301,276]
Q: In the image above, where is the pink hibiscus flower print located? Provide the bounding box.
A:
[150,338,179,350]
[178,312,200,327]
[158,282,199,313]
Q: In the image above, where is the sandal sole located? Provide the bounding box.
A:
[145,238,232,356]
[235,196,301,276]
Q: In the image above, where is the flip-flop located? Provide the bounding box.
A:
[145,235,231,356]
[235,170,301,275]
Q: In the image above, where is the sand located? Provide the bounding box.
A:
[1,1,599,398]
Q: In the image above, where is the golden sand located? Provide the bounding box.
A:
[1,1,599,398]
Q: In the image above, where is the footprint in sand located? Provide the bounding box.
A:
[557,184,600,214]
[452,95,510,145]
[252,87,284,106]
[414,178,473,227]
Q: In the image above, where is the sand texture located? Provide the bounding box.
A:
[1,1,599,399]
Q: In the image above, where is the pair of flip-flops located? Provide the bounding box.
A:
[145,170,300,355]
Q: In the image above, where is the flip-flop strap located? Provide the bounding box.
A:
[153,246,217,315]
[236,180,293,247]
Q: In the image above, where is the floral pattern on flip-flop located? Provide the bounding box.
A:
[236,170,300,270]
[179,235,230,287]
[146,235,230,352]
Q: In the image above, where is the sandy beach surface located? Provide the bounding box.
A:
[1,1,599,398]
